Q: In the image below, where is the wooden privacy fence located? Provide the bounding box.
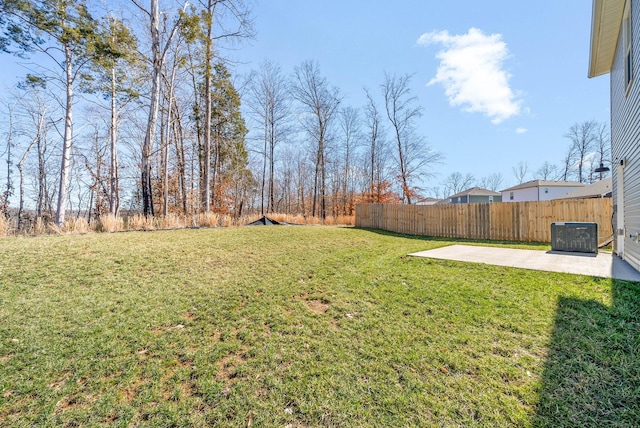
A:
[355,199,613,244]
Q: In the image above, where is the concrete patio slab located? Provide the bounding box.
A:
[408,245,640,281]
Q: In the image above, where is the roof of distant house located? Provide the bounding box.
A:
[500,180,585,192]
[415,197,444,205]
[556,177,612,199]
[448,186,501,199]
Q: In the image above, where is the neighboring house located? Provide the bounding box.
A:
[447,187,501,204]
[556,177,613,199]
[589,0,639,267]
[415,197,444,205]
[500,180,584,202]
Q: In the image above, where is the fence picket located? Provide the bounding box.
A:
[355,199,613,243]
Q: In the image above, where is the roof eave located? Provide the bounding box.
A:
[588,0,625,78]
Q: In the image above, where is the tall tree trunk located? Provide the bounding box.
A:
[394,127,411,204]
[320,138,326,221]
[186,43,204,212]
[109,67,119,216]
[312,156,319,218]
[18,131,40,229]
[172,103,188,215]
[161,93,169,217]
[269,122,275,213]
[261,125,267,215]
[55,44,74,225]
[37,134,46,219]
[141,0,162,217]
[202,1,214,213]
[3,105,14,217]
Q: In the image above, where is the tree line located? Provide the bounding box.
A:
[0,0,446,229]
[436,120,610,198]
[0,1,610,231]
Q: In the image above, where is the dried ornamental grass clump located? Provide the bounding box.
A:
[220,215,234,227]
[62,217,94,234]
[127,214,156,231]
[193,212,219,228]
[159,214,185,230]
[99,214,124,233]
[0,215,13,237]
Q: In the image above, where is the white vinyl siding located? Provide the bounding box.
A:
[501,186,583,202]
[611,0,640,269]
[624,1,634,90]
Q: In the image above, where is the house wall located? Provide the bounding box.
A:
[469,195,501,203]
[502,186,581,202]
[502,187,539,202]
[611,0,640,269]
[543,187,582,201]
[450,196,469,204]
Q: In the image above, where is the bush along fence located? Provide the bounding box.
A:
[355,199,613,244]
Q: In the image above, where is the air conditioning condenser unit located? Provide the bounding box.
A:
[551,222,598,254]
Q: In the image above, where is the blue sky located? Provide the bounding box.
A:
[235,0,610,193]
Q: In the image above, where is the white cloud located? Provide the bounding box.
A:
[418,28,522,124]
[516,127,528,134]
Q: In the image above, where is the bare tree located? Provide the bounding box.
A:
[132,0,186,216]
[442,172,475,196]
[291,60,341,220]
[338,105,360,215]
[382,73,442,203]
[1,0,102,225]
[362,87,389,201]
[565,120,597,183]
[535,161,559,181]
[512,161,529,184]
[1,96,19,217]
[160,55,179,217]
[246,60,290,215]
[90,15,139,217]
[425,186,443,199]
[16,87,48,228]
[559,144,576,181]
[478,173,503,192]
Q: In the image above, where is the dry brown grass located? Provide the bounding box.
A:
[290,214,306,224]
[32,218,47,236]
[241,214,262,225]
[192,212,219,228]
[0,215,12,237]
[98,214,124,233]
[255,213,354,226]
[62,217,95,234]
[159,214,185,230]
[335,214,355,225]
[1,210,354,238]
[220,215,234,227]
[126,214,156,231]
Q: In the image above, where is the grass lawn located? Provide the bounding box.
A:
[0,226,638,427]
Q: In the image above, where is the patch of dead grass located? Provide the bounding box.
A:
[305,299,330,314]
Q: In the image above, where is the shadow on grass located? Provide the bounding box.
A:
[353,226,550,249]
[533,279,640,427]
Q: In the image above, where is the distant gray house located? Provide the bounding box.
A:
[500,180,584,202]
[447,187,501,204]
[589,0,639,267]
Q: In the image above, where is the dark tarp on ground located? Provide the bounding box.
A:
[246,216,281,226]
